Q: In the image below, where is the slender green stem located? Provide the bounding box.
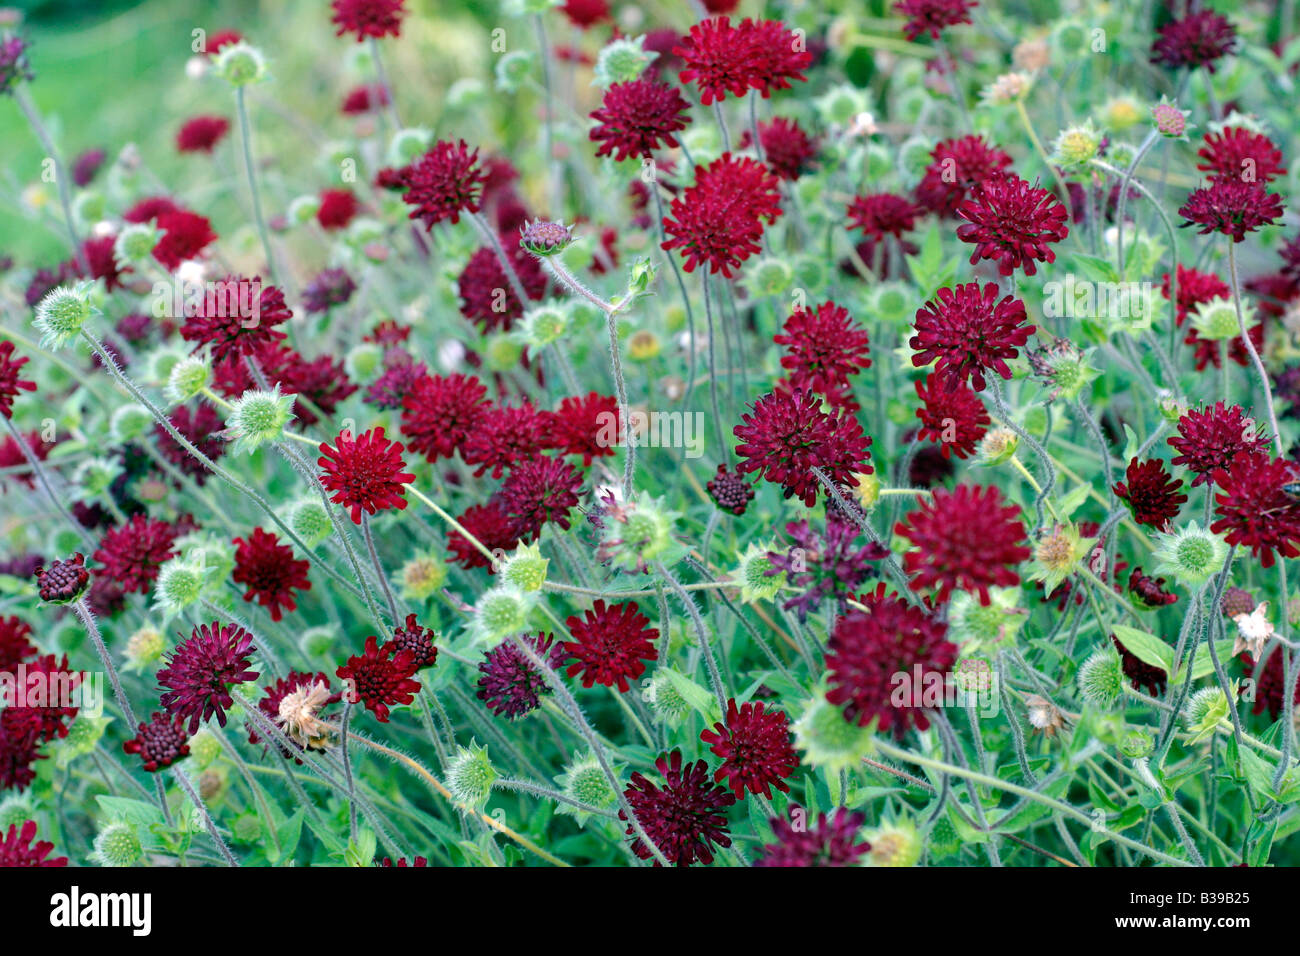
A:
[235,86,278,283]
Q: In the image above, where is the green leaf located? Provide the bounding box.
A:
[266,810,304,865]
[1111,624,1173,674]
[1072,253,1121,284]
[1056,483,1092,521]
[659,668,721,724]
[1236,743,1278,800]
[1172,640,1237,684]
[95,795,164,829]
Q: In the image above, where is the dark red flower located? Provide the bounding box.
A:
[341,83,389,114]
[1114,458,1187,527]
[331,0,406,41]
[1111,633,1167,697]
[846,192,921,253]
[706,463,755,515]
[621,750,735,866]
[123,195,180,224]
[447,501,521,572]
[153,209,217,270]
[456,244,547,331]
[0,821,66,867]
[661,152,782,277]
[336,634,420,722]
[774,301,871,407]
[1220,586,1255,618]
[318,426,415,524]
[590,78,690,162]
[563,600,658,692]
[752,116,817,180]
[205,29,242,56]
[1169,402,1270,487]
[560,0,610,28]
[733,384,873,507]
[1128,567,1178,608]
[82,235,129,291]
[0,710,42,792]
[549,392,619,467]
[1179,178,1283,242]
[1151,8,1237,72]
[93,515,182,594]
[400,140,486,229]
[675,17,811,105]
[826,583,958,732]
[155,403,226,486]
[476,632,566,718]
[380,856,429,866]
[389,613,438,670]
[33,553,89,603]
[910,282,1034,391]
[757,807,870,866]
[176,115,230,153]
[501,455,583,539]
[123,711,191,771]
[400,372,489,462]
[0,616,35,673]
[914,372,990,459]
[700,698,798,798]
[1161,264,1230,325]
[232,528,311,621]
[1197,127,1286,184]
[0,340,35,418]
[896,484,1030,604]
[302,267,357,314]
[915,134,1014,216]
[956,174,1070,276]
[179,275,292,362]
[1,654,80,742]
[317,188,360,230]
[364,356,427,411]
[1211,452,1300,567]
[158,621,259,733]
[462,403,556,479]
[895,0,977,40]
[72,148,106,187]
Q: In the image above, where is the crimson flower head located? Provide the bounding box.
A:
[318,426,415,524]
[0,615,35,672]
[400,140,487,230]
[477,632,566,719]
[448,501,521,572]
[894,0,977,41]
[93,515,183,594]
[847,192,921,244]
[0,821,66,867]
[179,275,293,362]
[400,372,488,462]
[549,392,618,466]
[156,403,225,487]
[561,0,610,28]
[331,0,406,41]
[176,115,230,153]
[153,209,217,270]
[675,17,811,105]
[564,600,659,692]
[457,243,546,331]
[661,152,782,277]
[826,583,959,733]
[1211,451,1300,567]
[706,463,755,515]
[0,340,35,418]
[621,750,735,866]
[1168,402,1269,487]
[910,283,1034,391]
[1197,127,1287,185]
[915,134,1013,216]
[317,188,360,230]
[1150,8,1237,73]
[589,78,690,162]
[1161,264,1230,325]
[158,621,259,733]
[1179,178,1284,242]
[956,174,1069,276]
[1114,458,1187,527]
[754,116,817,180]
[896,484,1030,604]
[232,528,312,622]
[734,384,872,507]
[390,613,438,670]
[3,653,80,741]
[462,402,556,479]
[700,698,798,798]
[501,455,583,539]
[914,372,990,459]
[34,553,89,604]
[336,634,421,722]
[123,711,191,772]
[773,301,871,406]
[341,83,389,114]
[757,807,870,867]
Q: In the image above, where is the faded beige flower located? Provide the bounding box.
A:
[1232,602,1276,660]
[1013,38,1050,72]
[1025,694,1066,737]
[277,681,337,751]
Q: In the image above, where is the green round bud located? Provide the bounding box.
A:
[816,84,870,127]
[387,127,433,166]
[74,190,106,224]
[1152,522,1229,589]
[92,822,143,866]
[446,78,487,111]
[298,626,336,659]
[1051,121,1103,167]
[871,282,913,324]
[898,136,935,179]
[232,814,262,842]
[864,141,894,179]
[473,586,533,647]
[397,551,448,602]
[600,492,678,573]
[226,386,295,455]
[643,670,692,727]
[867,819,921,867]
[124,626,166,672]
[792,691,875,773]
[495,49,535,94]
[1190,296,1246,342]
[114,223,159,267]
[927,814,961,858]
[1119,727,1154,759]
[57,715,110,766]
[0,797,33,831]
[518,302,571,348]
[34,283,94,351]
[287,195,321,226]
[215,41,267,86]
[791,256,829,295]
[110,403,153,442]
[483,333,524,372]
[73,457,120,497]
[189,730,222,770]
[734,542,786,604]
[289,497,333,547]
[745,257,794,297]
[557,753,617,819]
[345,342,385,382]
[145,347,184,385]
[165,354,212,403]
[1078,647,1124,709]
[593,35,656,87]
[501,543,548,592]
[154,559,206,614]
[446,741,496,810]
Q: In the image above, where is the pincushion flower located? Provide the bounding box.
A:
[1150,8,1237,73]
[1211,452,1300,567]
[548,392,619,466]
[561,0,610,28]
[955,174,1069,276]
[33,553,90,604]
[461,403,556,479]
[700,698,799,798]
[302,267,357,314]
[122,712,191,771]
[0,821,66,867]
[152,209,217,270]
[1168,402,1269,487]
[825,583,959,733]
[1196,127,1287,184]
[766,516,889,620]
[447,501,521,572]
[476,632,566,719]
[318,426,415,523]
[389,613,438,670]
[316,188,360,230]
[660,152,782,277]
[399,140,486,229]
[896,484,1031,604]
[910,282,1035,391]
[734,384,873,507]
[0,340,35,418]
[621,750,735,866]
[913,372,990,459]
[0,34,34,94]
[706,463,755,515]
[457,244,547,331]
[176,115,229,153]
[336,635,421,722]
[895,0,977,41]
[400,372,488,462]
[675,17,811,105]
[1179,179,1283,242]
[1114,458,1188,527]
[501,455,583,539]
[753,116,817,180]
[179,275,292,362]
[2,653,80,741]
[846,193,921,246]
[773,301,871,407]
[563,600,659,692]
[0,615,35,672]
[589,78,690,162]
[93,515,184,594]
[158,621,259,733]
[757,807,870,867]
[341,83,389,114]
[915,135,1014,216]
[331,0,406,41]
[232,528,312,621]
